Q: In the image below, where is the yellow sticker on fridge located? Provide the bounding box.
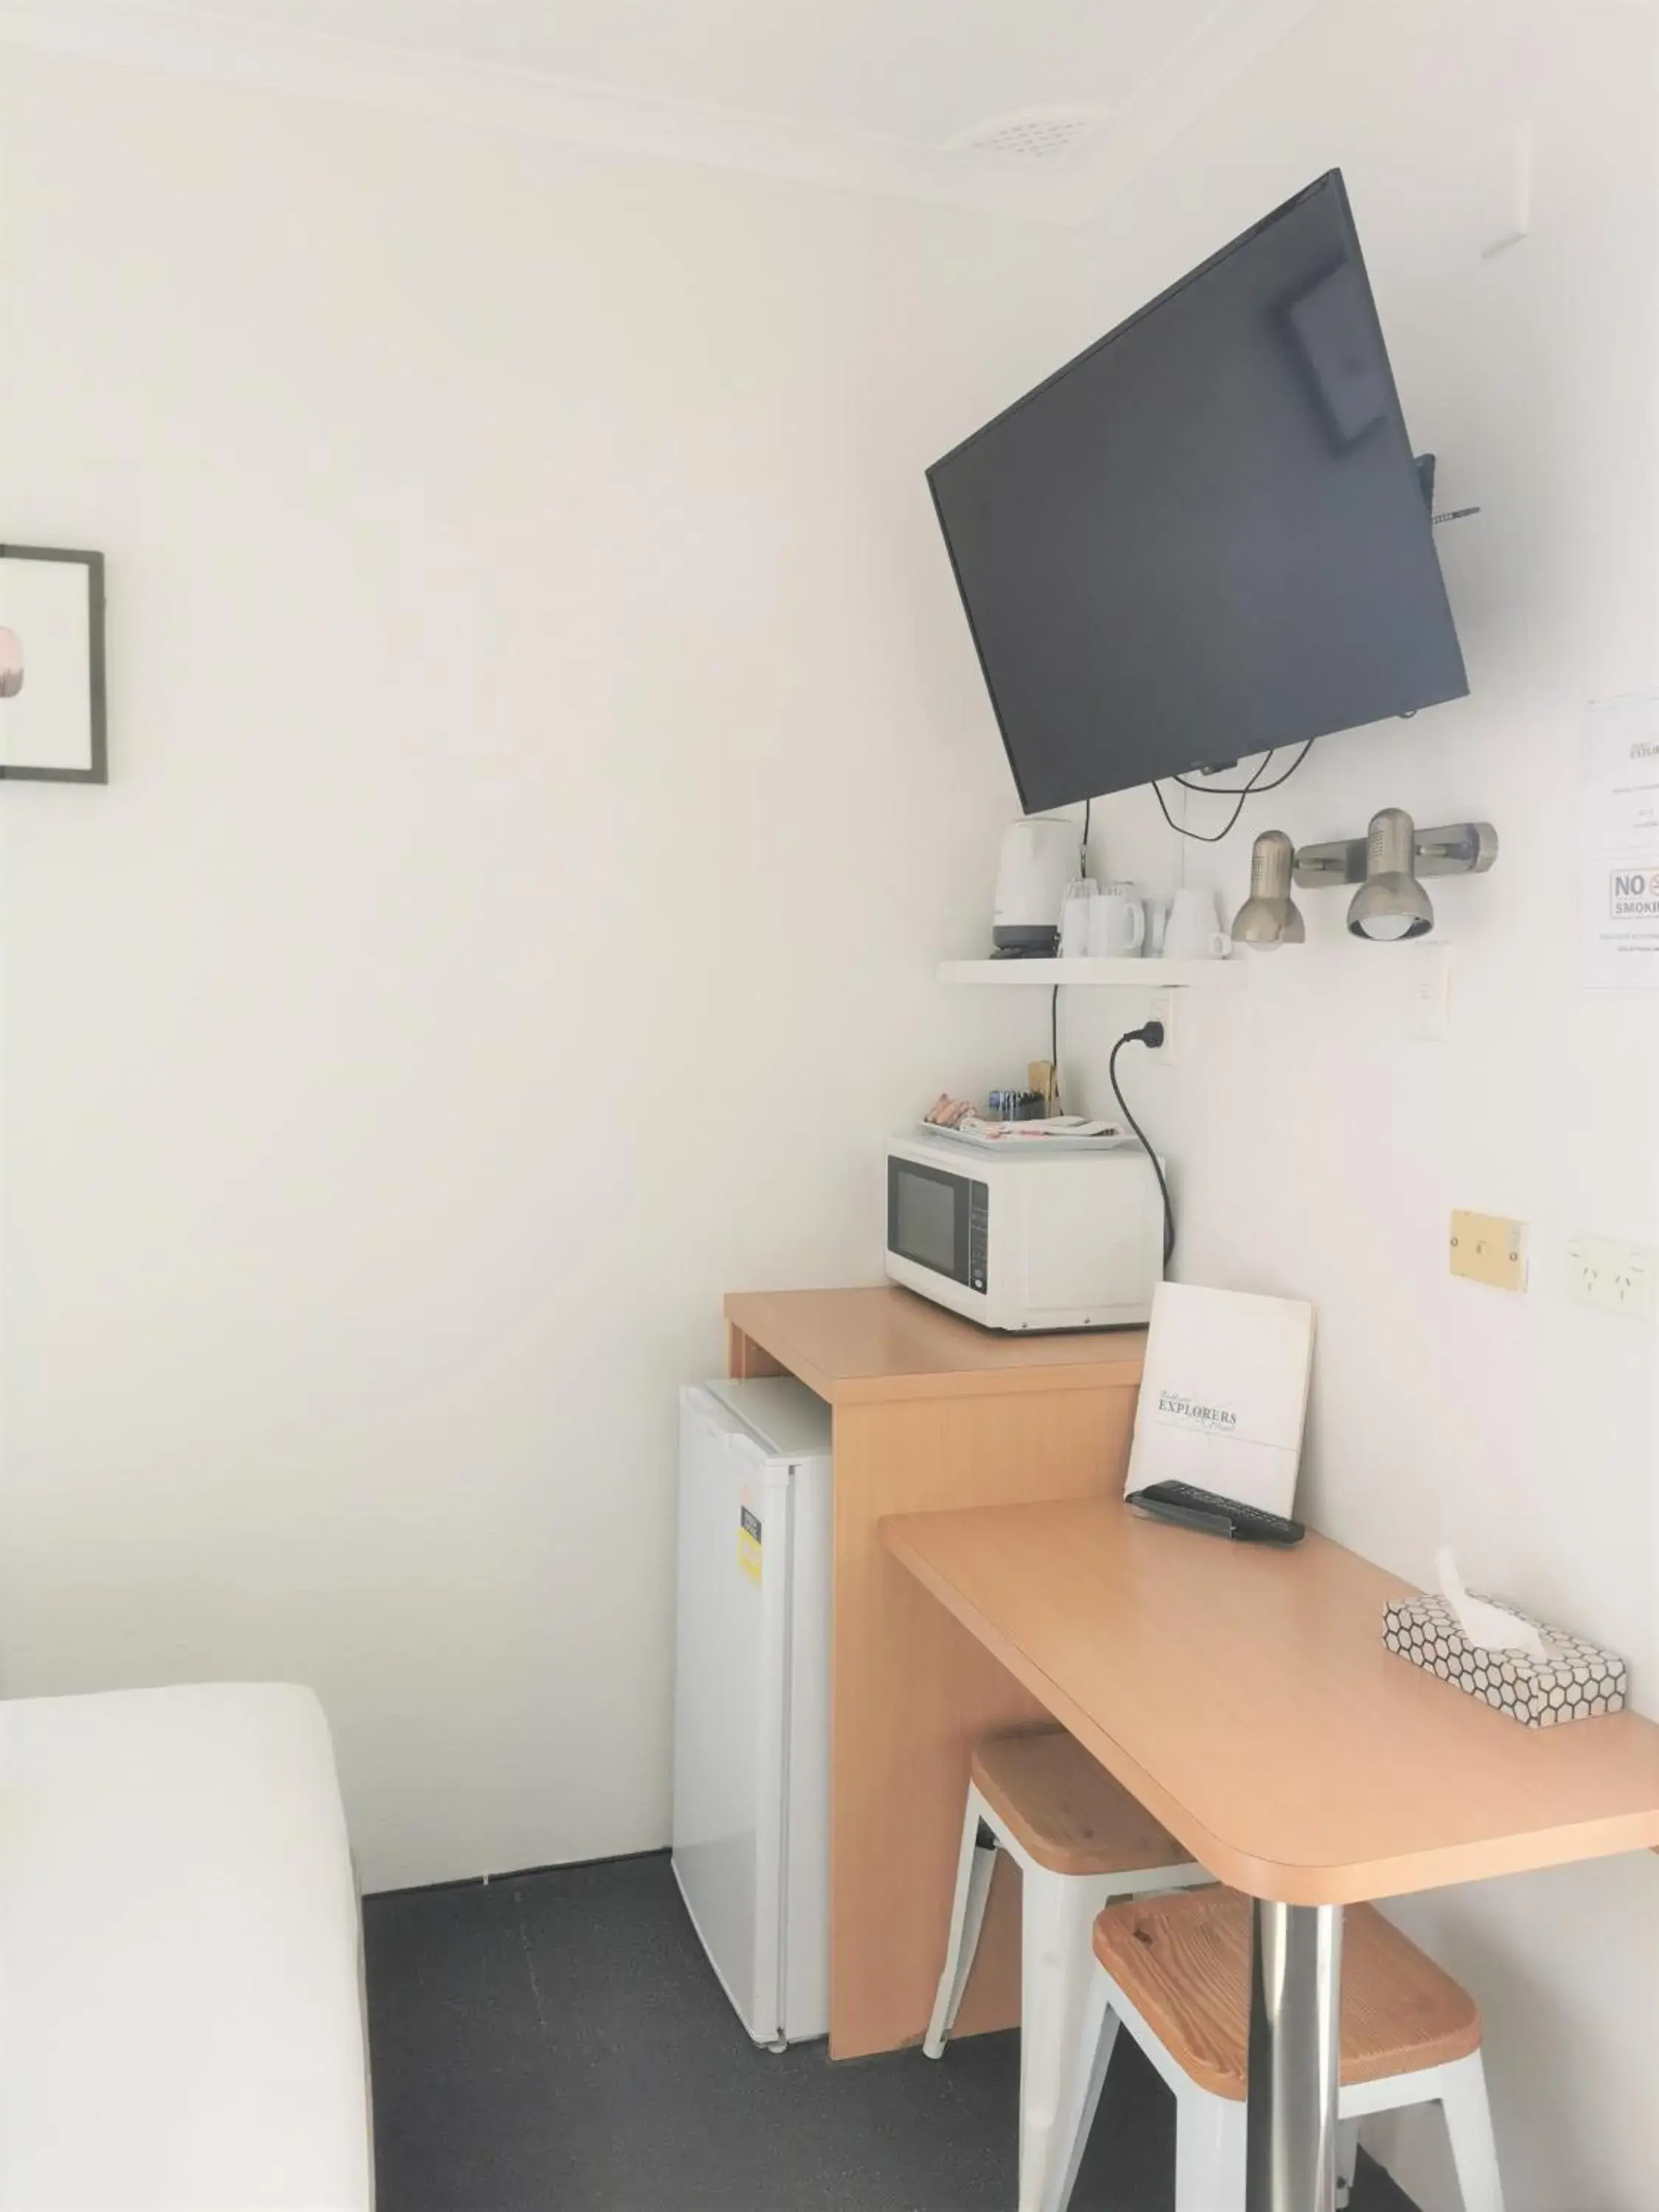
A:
[738,1504,762,1585]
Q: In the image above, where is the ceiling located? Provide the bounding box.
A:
[0,0,1328,219]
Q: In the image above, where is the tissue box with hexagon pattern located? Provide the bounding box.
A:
[1382,1593,1627,1728]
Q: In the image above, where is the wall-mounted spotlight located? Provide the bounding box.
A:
[1293,811,1498,942]
[1347,807,1433,940]
[1231,830,1305,950]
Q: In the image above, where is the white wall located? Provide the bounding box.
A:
[1054,4,1659,2206]
[0,52,1086,1888]
[6,18,1656,2199]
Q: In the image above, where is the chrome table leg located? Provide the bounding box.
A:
[1245,1899,1343,2212]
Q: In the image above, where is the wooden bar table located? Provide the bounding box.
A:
[724,1287,1147,2059]
[881,1495,1659,2212]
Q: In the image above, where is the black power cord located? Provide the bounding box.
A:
[1108,1021,1175,1268]
[1153,739,1316,841]
[1170,740,1316,797]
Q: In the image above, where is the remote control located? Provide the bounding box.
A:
[1128,1481,1305,1548]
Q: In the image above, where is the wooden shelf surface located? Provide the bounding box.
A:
[726,1285,1146,1406]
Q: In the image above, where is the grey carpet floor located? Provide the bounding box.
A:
[364,1851,1417,2212]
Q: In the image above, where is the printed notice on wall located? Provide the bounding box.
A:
[1581,695,1659,990]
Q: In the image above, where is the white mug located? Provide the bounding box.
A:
[1088,883,1146,958]
[1057,878,1099,958]
[1163,886,1231,960]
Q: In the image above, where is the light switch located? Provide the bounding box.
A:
[1450,1211,1527,1292]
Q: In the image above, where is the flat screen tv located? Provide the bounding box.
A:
[926,171,1467,813]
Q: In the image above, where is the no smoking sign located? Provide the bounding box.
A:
[1609,866,1659,920]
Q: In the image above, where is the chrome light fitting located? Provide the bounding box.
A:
[1231,830,1305,950]
[1293,810,1498,942]
[1346,808,1433,939]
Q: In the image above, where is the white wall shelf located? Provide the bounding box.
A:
[937,956,1245,990]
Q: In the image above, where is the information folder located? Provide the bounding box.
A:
[1124,1282,1315,1517]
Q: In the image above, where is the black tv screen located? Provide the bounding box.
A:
[927,171,1467,813]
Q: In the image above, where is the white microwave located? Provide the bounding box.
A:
[884,1135,1163,1332]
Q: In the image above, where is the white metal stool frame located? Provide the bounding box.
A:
[923,1777,1212,2212]
[1043,1946,1506,2212]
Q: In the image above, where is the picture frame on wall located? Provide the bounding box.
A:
[0,544,108,784]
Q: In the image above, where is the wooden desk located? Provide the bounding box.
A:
[882,1497,1659,2208]
[725,1288,1147,2059]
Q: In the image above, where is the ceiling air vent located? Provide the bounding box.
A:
[952,108,1105,165]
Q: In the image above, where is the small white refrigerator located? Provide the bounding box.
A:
[672,1377,832,2048]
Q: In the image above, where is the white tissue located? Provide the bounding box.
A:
[1435,1548,1547,1660]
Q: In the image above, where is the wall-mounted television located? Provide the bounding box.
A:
[926,171,1468,813]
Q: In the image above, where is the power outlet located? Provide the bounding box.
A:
[1450,1211,1527,1292]
[1565,1234,1657,1319]
[1145,991,1180,1066]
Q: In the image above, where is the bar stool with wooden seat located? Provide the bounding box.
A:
[1044,1885,1506,2212]
[923,1730,1211,2212]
